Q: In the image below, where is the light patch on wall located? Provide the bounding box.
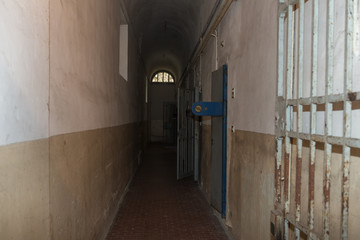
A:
[119,24,128,81]
[0,0,49,146]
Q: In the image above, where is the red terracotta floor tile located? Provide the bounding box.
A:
[106,145,228,240]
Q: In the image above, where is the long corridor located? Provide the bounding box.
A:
[106,145,229,240]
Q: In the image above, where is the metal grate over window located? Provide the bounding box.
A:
[274,0,360,239]
[151,71,175,83]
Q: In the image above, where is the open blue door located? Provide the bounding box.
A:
[192,64,227,218]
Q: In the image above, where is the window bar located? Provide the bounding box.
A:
[295,1,304,239]
[284,5,294,240]
[341,0,354,239]
[323,0,335,239]
[308,0,318,239]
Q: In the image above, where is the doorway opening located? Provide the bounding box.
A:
[149,70,177,145]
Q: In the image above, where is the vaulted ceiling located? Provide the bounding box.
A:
[122,0,218,81]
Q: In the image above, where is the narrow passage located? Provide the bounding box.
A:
[106,145,228,240]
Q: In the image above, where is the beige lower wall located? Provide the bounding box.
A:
[0,139,50,240]
[286,142,360,239]
[199,128,275,240]
[216,130,360,240]
[50,122,144,240]
[227,130,275,239]
[0,122,145,240]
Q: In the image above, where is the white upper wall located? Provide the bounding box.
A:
[216,0,359,136]
[50,0,146,136]
[218,0,278,135]
[0,0,49,146]
[0,0,147,144]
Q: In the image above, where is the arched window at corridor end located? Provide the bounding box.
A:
[151,71,175,83]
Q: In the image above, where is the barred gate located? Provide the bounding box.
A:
[177,88,194,179]
[274,0,360,239]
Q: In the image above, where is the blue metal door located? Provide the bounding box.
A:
[192,64,228,218]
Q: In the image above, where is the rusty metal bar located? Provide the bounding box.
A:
[323,143,332,239]
[308,139,316,237]
[341,146,351,239]
[341,0,354,239]
[283,148,290,239]
[295,154,303,239]
[323,0,335,238]
[278,11,286,97]
[287,91,360,105]
[276,8,286,207]
[276,138,283,204]
[285,213,322,240]
[287,5,295,102]
[295,1,304,239]
[284,4,295,239]
[287,131,360,148]
[277,0,359,239]
[308,0,318,239]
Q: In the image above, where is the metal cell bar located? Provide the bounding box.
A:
[341,146,351,239]
[324,0,335,238]
[295,151,303,240]
[285,213,321,240]
[297,0,304,103]
[276,138,282,203]
[275,5,286,207]
[276,0,286,206]
[341,0,354,238]
[284,143,290,239]
[278,11,285,97]
[308,140,316,237]
[310,0,319,100]
[287,91,360,105]
[276,0,359,239]
[287,131,360,148]
[285,5,295,239]
[295,1,304,239]
[287,5,295,101]
[275,10,286,223]
[308,0,318,238]
[323,142,332,240]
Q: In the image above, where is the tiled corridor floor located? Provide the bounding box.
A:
[106,145,229,240]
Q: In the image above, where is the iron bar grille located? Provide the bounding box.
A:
[275,0,360,239]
